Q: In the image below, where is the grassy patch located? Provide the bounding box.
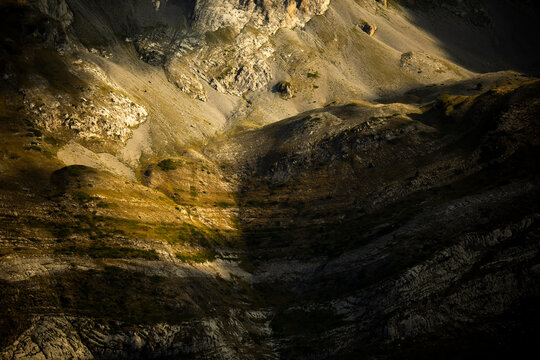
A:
[44,136,61,146]
[55,241,159,260]
[174,222,211,245]
[244,199,267,207]
[72,191,98,204]
[214,201,235,208]
[307,71,320,79]
[157,159,179,171]
[52,266,201,324]
[23,145,41,152]
[176,249,216,263]
[96,201,116,208]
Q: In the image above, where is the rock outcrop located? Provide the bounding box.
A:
[124,0,331,98]
[23,60,147,143]
[2,75,538,360]
[360,21,377,36]
[1,0,540,359]
[275,80,295,99]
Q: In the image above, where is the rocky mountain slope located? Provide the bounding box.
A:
[0,0,539,359]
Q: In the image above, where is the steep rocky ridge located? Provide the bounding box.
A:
[1,74,538,358]
[5,0,539,162]
[211,79,540,358]
[1,0,540,359]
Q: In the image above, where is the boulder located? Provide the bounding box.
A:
[275,80,295,99]
[361,22,377,36]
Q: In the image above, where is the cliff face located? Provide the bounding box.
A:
[218,79,540,358]
[4,0,539,151]
[0,0,539,359]
[62,0,331,98]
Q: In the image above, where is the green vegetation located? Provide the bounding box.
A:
[157,159,179,171]
[26,128,42,137]
[96,201,116,208]
[55,241,159,260]
[72,191,98,204]
[437,94,455,102]
[44,136,61,146]
[51,165,96,188]
[307,71,320,79]
[23,145,41,152]
[176,249,216,263]
[38,211,228,248]
[244,199,267,207]
[53,266,200,324]
[214,201,235,208]
[189,185,198,197]
[174,222,211,245]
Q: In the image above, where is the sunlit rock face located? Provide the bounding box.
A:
[1,0,540,359]
[23,59,148,142]
[30,0,330,101]
[132,0,331,97]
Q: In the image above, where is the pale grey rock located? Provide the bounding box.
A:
[1,314,277,360]
[134,0,331,97]
[23,61,147,143]
[0,316,93,360]
[165,56,209,101]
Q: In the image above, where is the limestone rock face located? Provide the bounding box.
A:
[1,1,540,357]
[0,316,93,360]
[190,0,330,33]
[165,57,208,101]
[133,0,331,98]
[23,60,148,143]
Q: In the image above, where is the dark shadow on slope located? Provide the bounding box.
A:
[0,165,274,359]
[0,112,272,358]
[232,81,540,359]
[375,72,532,105]
[66,0,197,48]
[392,0,540,74]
